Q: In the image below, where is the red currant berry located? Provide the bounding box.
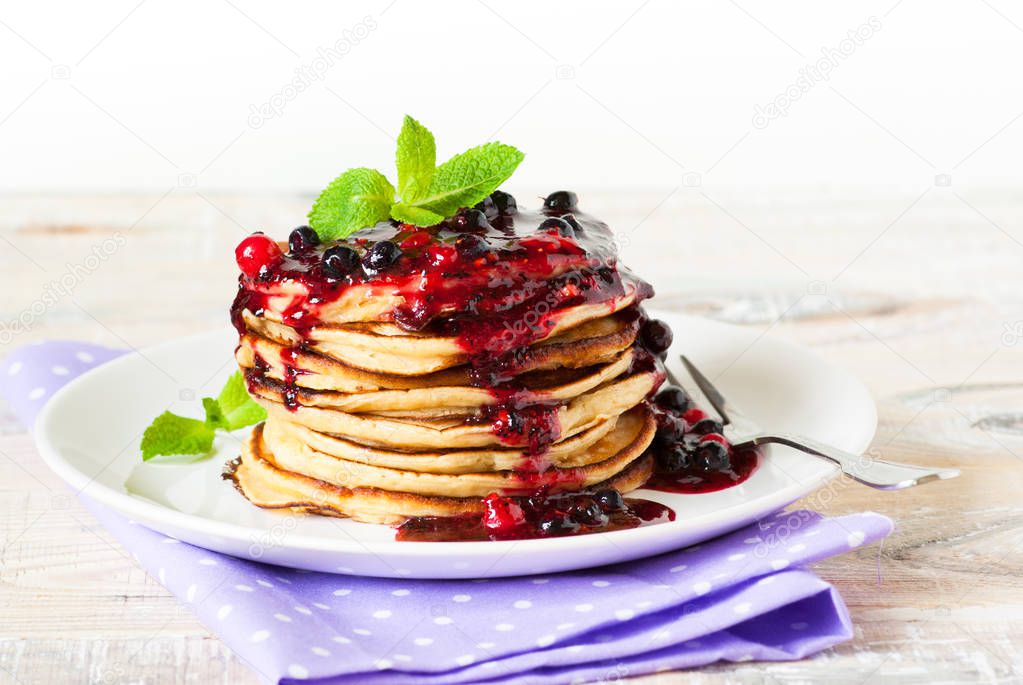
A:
[682,408,707,425]
[699,433,730,448]
[482,494,525,534]
[235,233,283,279]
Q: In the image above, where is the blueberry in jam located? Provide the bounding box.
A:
[570,498,608,526]
[491,190,517,214]
[538,512,580,536]
[655,385,692,413]
[594,488,625,511]
[450,208,491,232]
[288,225,319,254]
[362,240,402,274]
[544,190,578,212]
[657,444,693,472]
[474,195,499,219]
[653,413,686,449]
[690,417,725,436]
[561,213,583,233]
[639,319,673,355]
[694,440,730,471]
[539,217,574,237]
[321,245,359,278]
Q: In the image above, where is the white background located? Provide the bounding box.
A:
[3,0,1022,193]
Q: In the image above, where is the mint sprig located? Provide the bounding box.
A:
[307,168,396,242]
[140,413,215,461]
[395,115,436,203]
[308,115,524,239]
[408,142,524,219]
[140,371,266,461]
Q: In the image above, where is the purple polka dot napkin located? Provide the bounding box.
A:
[3,341,893,684]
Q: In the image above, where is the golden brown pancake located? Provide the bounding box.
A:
[265,410,628,474]
[259,406,653,498]
[263,405,653,475]
[226,424,655,525]
[234,312,638,391]
[252,370,659,450]
[245,350,635,414]
[238,285,641,375]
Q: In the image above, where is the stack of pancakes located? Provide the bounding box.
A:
[227,292,661,525]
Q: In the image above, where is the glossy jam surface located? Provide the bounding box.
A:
[230,205,648,361]
[645,445,760,493]
[395,488,675,542]
[642,387,760,495]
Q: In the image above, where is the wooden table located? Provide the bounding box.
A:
[1,190,1020,683]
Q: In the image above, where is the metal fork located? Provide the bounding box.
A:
[670,356,960,490]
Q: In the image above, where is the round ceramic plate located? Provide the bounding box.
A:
[34,312,876,579]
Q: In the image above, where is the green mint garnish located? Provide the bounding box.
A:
[406,142,524,219]
[308,115,524,239]
[395,115,436,203]
[214,371,269,430]
[389,203,445,227]
[307,168,396,242]
[140,371,266,461]
[140,412,215,461]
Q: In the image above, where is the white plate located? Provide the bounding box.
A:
[34,312,876,579]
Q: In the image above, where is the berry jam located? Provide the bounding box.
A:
[644,445,759,493]
[643,388,760,494]
[395,488,675,542]
[279,346,305,411]
[229,202,648,359]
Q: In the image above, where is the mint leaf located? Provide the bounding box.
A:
[395,115,436,203]
[308,168,395,241]
[410,143,524,219]
[139,372,266,462]
[390,203,445,226]
[306,116,525,232]
[140,412,215,461]
[203,397,227,429]
[216,371,266,430]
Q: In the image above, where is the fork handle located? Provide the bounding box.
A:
[739,433,960,490]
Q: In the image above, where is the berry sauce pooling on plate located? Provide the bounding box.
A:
[643,378,759,494]
[396,488,675,542]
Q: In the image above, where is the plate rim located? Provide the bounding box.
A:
[33,314,875,560]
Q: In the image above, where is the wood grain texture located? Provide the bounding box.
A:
[1,190,1021,684]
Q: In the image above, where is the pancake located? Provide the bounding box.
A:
[245,350,635,414]
[238,286,641,376]
[253,370,660,450]
[243,274,641,335]
[265,410,627,474]
[234,312,639,391]
[259,406,654,498]
[226,424,655,524]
